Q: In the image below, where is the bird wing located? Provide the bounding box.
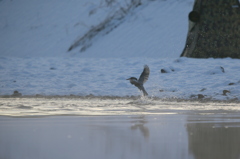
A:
[138,65,150,84]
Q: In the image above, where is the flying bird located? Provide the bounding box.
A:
[127,65,150,96]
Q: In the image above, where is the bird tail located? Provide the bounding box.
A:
[142,86,148,96]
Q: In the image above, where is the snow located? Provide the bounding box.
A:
[0,0,240,101]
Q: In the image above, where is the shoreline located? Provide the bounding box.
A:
[1,94,240,103]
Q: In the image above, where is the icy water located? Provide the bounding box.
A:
[0,98,240,159]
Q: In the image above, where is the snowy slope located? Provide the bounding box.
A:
[68,0,192,58]
[0,0,193,57]
[0,0,109,57]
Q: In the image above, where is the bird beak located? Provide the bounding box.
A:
[126,78,130,80]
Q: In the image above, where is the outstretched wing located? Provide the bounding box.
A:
[138,65,150,84]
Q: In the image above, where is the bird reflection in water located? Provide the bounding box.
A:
[130,116,149,139]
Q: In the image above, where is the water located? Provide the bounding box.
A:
[0,97,240,159]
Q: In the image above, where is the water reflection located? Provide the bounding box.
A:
[130,116,149,138]
[187,115,240,159]
[1,112,240,159]
[0,115,188,159]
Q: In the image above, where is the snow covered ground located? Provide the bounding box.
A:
[1,57,240,100]
[0,0,240,100]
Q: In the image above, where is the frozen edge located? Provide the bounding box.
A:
[1,94,240,103]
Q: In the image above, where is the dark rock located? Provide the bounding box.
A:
[50,67,56,70]
[161,69,167,73]
[198,94,204,99]
[228,83,235,85]
[12,90,22,97]
[161,68,174,73]
[159,89,164,92]
[223,90,230,96]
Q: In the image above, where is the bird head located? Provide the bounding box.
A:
[126,77,138,81]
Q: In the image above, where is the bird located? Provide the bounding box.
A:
[127,65,150,96]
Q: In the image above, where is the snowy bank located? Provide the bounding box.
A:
[1,57,240,101]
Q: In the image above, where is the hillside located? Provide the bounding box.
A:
[0,0,192,57]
